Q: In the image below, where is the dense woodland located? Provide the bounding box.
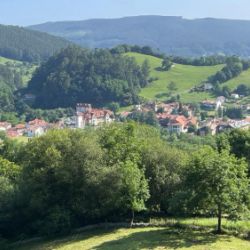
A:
[0,64,23,112]
[0,24,71,62]
[27,46,149,109]
[0,123,249,241]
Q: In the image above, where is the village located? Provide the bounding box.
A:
[1,95,250,139]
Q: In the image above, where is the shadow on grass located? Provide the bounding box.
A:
[155,67,166,72]
[155,93,170,99]
[13,228,118,250]
[95,228,228,250]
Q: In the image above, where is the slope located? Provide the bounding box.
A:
[126,52,224,103]
[221,68,250,90]
[29,16,250,57]
[0,56,37,87]
[0,24,71,62]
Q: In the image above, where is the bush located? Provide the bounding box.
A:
[40,207,72,236]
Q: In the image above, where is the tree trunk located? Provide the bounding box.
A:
[217,204,222,234]
[130,210,134,228]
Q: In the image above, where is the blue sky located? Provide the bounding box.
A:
[0,0,249,26]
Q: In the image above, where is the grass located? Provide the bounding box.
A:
[13,226,250,250]
[125,52,224,103]
[12,218,250,250]
[0,56,37,86]
[222,68,250,91]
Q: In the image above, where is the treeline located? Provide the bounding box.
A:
[27,46,149,109]
[209,56,250,85]
[0,123,249,240]
[0,24,71,62]
[111,44,228,66]
[169,55,227,66]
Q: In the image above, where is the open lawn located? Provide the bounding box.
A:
[125,52,224,103]
[13,226,250,250]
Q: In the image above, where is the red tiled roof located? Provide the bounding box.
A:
[0,122,11,128]
[6,129,19,138]
[15,124,26,129]
[78,108,113,120]
[29,119,48,126]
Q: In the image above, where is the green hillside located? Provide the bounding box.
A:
[222,68,250,90]
[125,52,224,103]
[0,56,37,86]
[0,24,71,62]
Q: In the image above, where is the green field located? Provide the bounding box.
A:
[0,56,37,86]
[221,68,250,90]
[0,56,19,64]
[125,52,224,103]
[14,226,249,250]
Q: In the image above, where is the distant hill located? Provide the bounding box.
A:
[0,24,72,62]
[29,16,250,57]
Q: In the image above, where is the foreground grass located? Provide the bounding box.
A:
[14,226,250,250]
[14,217,250,250]
[125,52,223,103]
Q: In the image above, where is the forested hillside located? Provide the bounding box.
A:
[0,24,71,62]
[29,16,250,57]
[0,63,23,112]
[27,46,149,108]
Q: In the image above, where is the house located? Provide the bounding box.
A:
[216,96,226,110]
[204,83,214,91]
[201,100,216,110]
[28,119,48,128]
[26,126,45,137]
[14,124,26,135]
[0,122,11,131]
[6,129,20,138]
[157,114,197,134]
[76,103,114,128]
[231,93,240,99]
[25,119,49,137]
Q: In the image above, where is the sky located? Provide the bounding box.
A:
[1,0,250,26]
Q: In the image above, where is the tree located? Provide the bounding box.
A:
[225,107,243,119]
[235,84,250,96]
[19,129,104,235]
[141,59,150,79]
[107,102,120,114]
[142,138,187,212]
[0,157,20,238]
[162,57,173,71]
[120,160,149,226]
[167,81,178,92]
[99,123,150,225]
[172,147,249,233]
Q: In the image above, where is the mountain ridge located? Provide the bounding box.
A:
[0,24,72,62]
[29,15,250,57]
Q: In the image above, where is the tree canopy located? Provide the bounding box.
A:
[27,46,149,108]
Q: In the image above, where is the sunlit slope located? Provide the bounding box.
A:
[125,52,224,103]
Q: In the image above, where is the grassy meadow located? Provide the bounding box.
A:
[125,52,224,103]
[12,218,250,250]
